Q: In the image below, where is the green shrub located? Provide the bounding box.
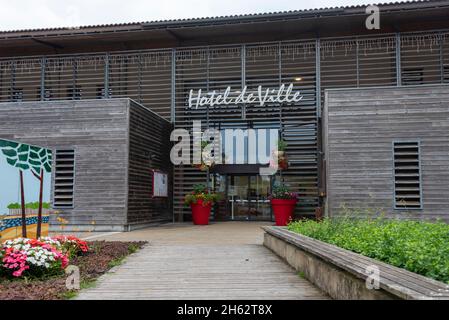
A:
[7,202,51,210]
[7,203,20,209]
[287,217,449,284]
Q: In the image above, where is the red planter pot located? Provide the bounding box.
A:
[270,199,298,226]
[190,200,212,225]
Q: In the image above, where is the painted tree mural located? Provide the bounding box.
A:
[0,139,52,238]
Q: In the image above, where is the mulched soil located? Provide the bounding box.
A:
[0,241,147,300]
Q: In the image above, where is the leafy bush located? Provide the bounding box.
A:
[49,235,89,258]
[184,184,221,206]
[6,203,20,209]
[287,217,449,284]
[7,202,51,209]
[277,139,287,151]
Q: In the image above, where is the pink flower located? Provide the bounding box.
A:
[1,237,71,278]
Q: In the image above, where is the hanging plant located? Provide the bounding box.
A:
[270,139,288,171]
[193,141,216,171]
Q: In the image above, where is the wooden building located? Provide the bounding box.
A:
[324,85,449,220]
[0,99,172,231]
[1,1,449,228]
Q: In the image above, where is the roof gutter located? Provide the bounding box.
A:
[141,2,449,30]
[142,8,347,30]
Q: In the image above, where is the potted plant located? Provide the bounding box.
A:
[184,184,221,225]
[269,184,298,226]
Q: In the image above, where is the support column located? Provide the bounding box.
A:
[439,32,444,83]
[316,37,325,218]
[170,48,177,222]
[104,53,110,98]
[171,48,176,123]
[241,44,246,120]
[138,53,143,103]
[206,48,210,191]
[40,57,46,101]
[316,39,321,117]
[395,33,402,86]
[356,38,360,87]
[278,42,283,182]
[241,44,246,88]
[10,61,16,101]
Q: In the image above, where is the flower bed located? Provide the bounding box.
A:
[287,218,449,284]
[0,237,86,278]
[0,237,146,299]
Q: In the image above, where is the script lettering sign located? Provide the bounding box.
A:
[188,83,303,109]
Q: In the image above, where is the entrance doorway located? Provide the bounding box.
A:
[216,174,272,221]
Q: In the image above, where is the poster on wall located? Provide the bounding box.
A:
[0,139,52,240]
[152,170,168,197]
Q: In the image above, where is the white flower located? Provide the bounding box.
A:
[27,257,36,264]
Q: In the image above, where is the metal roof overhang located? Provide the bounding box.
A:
[1,3,449,57]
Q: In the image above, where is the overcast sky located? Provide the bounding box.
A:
[0,0,374,31]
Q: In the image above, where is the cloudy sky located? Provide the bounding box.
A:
[0,0,373,31]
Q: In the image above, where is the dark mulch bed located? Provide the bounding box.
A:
[0,241,147,300]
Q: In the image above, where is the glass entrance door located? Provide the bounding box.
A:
[224,174,272,221]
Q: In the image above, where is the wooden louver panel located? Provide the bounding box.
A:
[401,68,424,85]
[444,65,449,83]
[393,141,422,209]
[53,149,75,208]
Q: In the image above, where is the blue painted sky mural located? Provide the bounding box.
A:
[0,140,51,215]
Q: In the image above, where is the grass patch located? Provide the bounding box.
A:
[288,217,449,284]
[128,243,141,254]
[108,257,126,269]
[62,278,98,300]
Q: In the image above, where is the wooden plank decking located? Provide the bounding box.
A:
[76,222,329,300]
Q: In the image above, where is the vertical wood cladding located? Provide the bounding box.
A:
[0,99,172,231]
[0,99,129,231]
[1,31,449,222]
[127,101,173,225]
[324,85,449,220]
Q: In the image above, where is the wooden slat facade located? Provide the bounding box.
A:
[1,12,449,221]
[127,100,173,225]
[0,99,172,231]
[173,43,319,220]
[323,85,449,220]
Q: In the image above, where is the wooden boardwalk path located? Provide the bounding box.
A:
[76,222,328,300]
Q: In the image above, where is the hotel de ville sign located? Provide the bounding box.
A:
[188,83,303,109]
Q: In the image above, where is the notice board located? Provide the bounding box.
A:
[152,170,168,197]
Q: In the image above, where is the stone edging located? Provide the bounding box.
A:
[262,226,449,300]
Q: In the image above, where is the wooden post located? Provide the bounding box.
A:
[36,169,44,239]
[315,207,324,222]
[19,170,27,238]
